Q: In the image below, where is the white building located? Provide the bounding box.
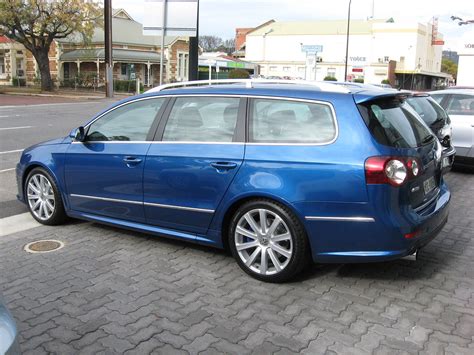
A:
[456,42,474,86]
[245,19,449,89]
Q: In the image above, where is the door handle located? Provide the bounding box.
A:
[123,156,143,165]
[210,162,238,171]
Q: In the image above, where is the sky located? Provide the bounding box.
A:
[111,0,473,52]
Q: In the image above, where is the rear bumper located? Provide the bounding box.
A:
[305,181,450,263]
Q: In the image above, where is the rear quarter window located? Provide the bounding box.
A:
[249,98,336,144]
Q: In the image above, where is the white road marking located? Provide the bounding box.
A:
[0,168,15,173]
[0,149,24,155]
[0,212,41,237]
[0,126,33,131]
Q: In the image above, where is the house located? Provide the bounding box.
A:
[1,9,190,88]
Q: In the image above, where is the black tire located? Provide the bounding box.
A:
[228,199,311,282]
[25,167,67,226]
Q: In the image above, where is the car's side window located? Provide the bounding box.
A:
[162,97,240,142]
[430,94,444,105]
[86,98,165,142]
[446,94,474,116]
[249,98,336,143]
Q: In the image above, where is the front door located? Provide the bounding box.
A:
[65,97,167,222]
[143,96,245,237]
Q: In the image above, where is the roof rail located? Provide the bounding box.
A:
[145,79,350,93]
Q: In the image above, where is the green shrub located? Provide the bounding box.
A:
[323,76,337,81]
[354,78,364,83]
[12,77,26,87]
[228,69,250,79]
[381,79,390,84]
[114,80,143,93]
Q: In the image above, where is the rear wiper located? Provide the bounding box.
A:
[421,135,435,144]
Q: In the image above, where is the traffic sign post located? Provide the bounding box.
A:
[301,45,323,81]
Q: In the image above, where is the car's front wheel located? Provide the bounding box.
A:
[25,168,67,225]
[229,199,310,282]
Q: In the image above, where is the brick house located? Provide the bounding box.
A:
[0,9,190,88]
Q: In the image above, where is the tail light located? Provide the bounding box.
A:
[365,156,421,187]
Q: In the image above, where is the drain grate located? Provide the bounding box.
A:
[24,240,65,254]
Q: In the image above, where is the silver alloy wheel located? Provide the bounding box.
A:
[234,208,293,275]
[27,173,55,221]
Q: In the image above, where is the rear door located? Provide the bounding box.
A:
[143,96,245,235]
[444,94,474,157]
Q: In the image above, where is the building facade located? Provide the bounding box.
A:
[456,42,474,86]
[0,9,190,88]
[244,19,449,89]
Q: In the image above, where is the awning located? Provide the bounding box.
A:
[394,69,451,79]
[60,48,163,63]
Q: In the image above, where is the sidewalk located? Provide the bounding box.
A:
[0,87,133,101]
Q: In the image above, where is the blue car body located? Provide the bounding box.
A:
[16,83,450,263]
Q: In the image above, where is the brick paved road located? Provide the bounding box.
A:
[0,171,473,354]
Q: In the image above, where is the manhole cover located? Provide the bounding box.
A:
[24,240,65,253]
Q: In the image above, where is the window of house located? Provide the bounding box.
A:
[87,98,165,142]
[283,66,291,72]
[162,97,240,142]
[0,51,5,76]
[327,68,336,78]
[297,67,305,73]
[249,98,337,144]
[177,53,189,81]
[121,63,128,77]
[269,66,278,72]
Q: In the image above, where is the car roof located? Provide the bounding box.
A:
[110,80,413,109]
[428,89,474,95]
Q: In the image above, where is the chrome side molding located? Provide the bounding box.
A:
[305,216,375,222]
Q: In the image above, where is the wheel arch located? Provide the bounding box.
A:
[22,163,67,207]
[218,193,308,252]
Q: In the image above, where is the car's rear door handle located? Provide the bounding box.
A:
[123,156,143,166]
[210,161,238,171]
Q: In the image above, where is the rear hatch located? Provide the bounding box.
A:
[357,95,443,210]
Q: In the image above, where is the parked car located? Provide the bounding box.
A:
[16,80,450,282]
[406,93,456,171]
[0,296,20,355]
[428,89,474,167]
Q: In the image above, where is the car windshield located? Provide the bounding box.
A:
[358,97,434,148]
[406,96,449,125]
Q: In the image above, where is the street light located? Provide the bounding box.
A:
[344,0,352,82]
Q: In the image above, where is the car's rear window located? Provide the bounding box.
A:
[358,97,434,148]
[406,96,449,126]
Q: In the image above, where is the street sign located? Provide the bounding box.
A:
[143,0,198,37]
[301,44,323,54]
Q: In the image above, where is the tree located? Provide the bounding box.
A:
[0,0,101,91]
[441,58,458,81]
[199,35,223,52]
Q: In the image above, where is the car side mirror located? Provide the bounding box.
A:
[69,126,85,142]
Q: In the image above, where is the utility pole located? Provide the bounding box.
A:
[188,0,200,81]
[344,0,352,81]
[104,0,113,97]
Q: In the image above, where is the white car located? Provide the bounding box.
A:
[429,89,474,167]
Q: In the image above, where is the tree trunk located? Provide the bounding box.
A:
[34,48,54,91]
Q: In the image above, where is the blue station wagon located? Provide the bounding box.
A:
[16,80,450,282]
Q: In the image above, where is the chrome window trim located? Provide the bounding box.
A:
[84,96,168,130]
[70,193,142,205]
[246,96,338,146]
[81,94,339,146]
[143,201,214,214]
[69,193,214,214]
[305,216,375,222]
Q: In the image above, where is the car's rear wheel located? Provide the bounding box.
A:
[25,168,67,225]
[229,199,310,282]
